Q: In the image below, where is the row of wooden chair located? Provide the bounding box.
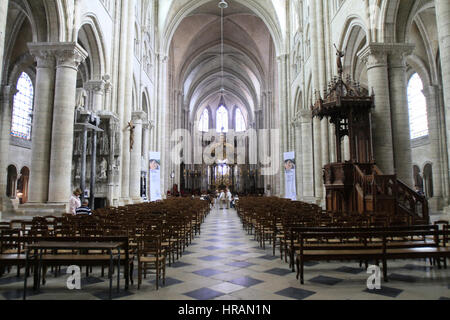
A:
[0,198,211,291]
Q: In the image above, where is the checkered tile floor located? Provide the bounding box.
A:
[1,207,449,300]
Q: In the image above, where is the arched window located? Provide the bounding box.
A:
[407,73,429,140]
[216,105,228,133]
[11,72,34,140]
[235,108,246,132]
[199,108,209,132]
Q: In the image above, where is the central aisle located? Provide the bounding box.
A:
[136,206,297,300]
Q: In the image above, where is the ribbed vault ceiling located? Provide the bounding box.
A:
[170,0,274,124]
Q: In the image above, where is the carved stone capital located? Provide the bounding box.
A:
[358,43,415,69]
[389,44,415,68]
[132,110,147,123]
[358,43,388,69]
[52,43,88,70]
[85,80,106,94]
[28,43,56,68]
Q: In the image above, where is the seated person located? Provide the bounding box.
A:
[75,200,92,215]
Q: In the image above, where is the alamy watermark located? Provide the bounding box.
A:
[66,265,81,290]
[169,128,281,176]
[366,265,381,290]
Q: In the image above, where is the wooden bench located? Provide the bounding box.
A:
[0,236,133,300]
[291,227,450,285]
[287,225,438,271]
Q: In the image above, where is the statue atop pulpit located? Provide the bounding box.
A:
[334,44,345,76]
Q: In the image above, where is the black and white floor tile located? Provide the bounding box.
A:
[0,207,449,300]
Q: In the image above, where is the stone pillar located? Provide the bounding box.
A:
[79,123,88,203]
[85,80,105,112]
[388,44,415,186]
[27,44,57,203]
[300,110,314,200]
[277,54,289,197]
[313,116,323,200]
[119,0,134,203]
[48,43,87,204]
[142,121,150,199]
[0,86,16,203]
[0,0,9,86]
[435,0,450,212]
[130,111,145,201]
[423,85,445,209]
[90,129,97,209]
[107,119,118,207]
[156,54,168,198]
[293,119,303,199]
[358,44,395,174]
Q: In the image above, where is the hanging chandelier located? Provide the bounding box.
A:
[219,0,228,94]
[218,0,228,9]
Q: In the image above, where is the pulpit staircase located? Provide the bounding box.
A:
[353,164,429,223]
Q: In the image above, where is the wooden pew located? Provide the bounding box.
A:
[291,226,450,284]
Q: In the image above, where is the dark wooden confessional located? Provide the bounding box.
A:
[312,51,429,223]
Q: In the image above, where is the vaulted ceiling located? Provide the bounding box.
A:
[169,0,275,124]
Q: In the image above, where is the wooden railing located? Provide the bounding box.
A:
[397,179,429,223]
[352,164,429,223]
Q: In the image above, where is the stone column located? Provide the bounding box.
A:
[85,80,105,112]
[157,54,168,198]
[0,0,9,86]
[313,116,323,201]
[27,44,57,203]
[423,85,445,209]
[293,119,303,199]
[79,122,88,203]
[388,44,415,186]
[119,0,134,203]
[129,111,145,201]
[90,128,97,209]
[435,0,450,212]
[0,86,16,203]
[300,110,315,200]
[277,54,289,198]
[358,44,395,174]
[48,43,87,204]
[142,121,150,199]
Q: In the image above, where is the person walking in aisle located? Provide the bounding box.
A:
[226,188,232,209]
[219,189,226,209]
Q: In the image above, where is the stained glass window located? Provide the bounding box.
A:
[407,73,429,140]
[11,72,34,140]
[199,108,209,132]
[216,105,228,133]
[235,108,246,132]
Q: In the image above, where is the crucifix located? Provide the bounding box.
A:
[127,121,136,151]
[334,44,345,76]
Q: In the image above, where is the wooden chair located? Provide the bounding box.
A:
[137,229,166,290]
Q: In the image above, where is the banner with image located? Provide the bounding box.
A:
[149,152,162,202]
[284,152,297,201]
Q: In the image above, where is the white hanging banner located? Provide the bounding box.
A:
[284,152,297,201]
[149,152,162,202]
